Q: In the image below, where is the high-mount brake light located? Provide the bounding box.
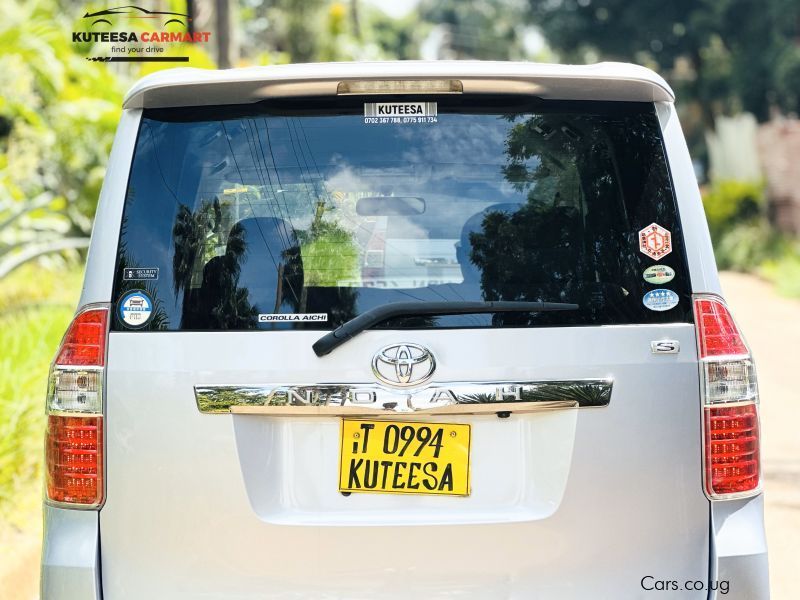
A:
[694,295,761,499]
[45,305,108,507]
[336,79,463,95]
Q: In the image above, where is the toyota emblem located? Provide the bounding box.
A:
[372,344,436,388]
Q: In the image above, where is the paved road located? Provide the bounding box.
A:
[2,272,798,599]
[720,272,800,600]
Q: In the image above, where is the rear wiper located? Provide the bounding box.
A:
[312,300,579,357]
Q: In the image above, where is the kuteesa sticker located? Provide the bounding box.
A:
[122,267,159,281]
[638,222,673,260]
[364,102,437,125]
[642,289,680,312]
[642,264,675,285]
[118,290,154,328]
[259,313,328,323]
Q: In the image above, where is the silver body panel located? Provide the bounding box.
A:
[99,325,710,598]
[44,61,768,600]
[40,506,100,600]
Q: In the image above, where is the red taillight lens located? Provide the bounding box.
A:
[46,415,103,505]
[46,305,108,508]
[694,297,748,358]
[54,308,108,366]
[704,403,760,496]
[694,294,761,499]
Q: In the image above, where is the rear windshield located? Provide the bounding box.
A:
[111,95,691,331]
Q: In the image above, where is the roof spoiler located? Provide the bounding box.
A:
[123,60,675,109]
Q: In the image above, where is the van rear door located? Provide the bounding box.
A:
[100,94,709,599]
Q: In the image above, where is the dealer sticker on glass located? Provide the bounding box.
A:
[364,102,438,125]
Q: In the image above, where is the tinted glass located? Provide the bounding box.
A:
[112,96,691,331]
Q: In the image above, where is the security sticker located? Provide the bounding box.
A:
[258,313,328,323]
[118,290,154,328]
[643,264,675,285]
[122,267,159,281]
[364,102,437,125]
[642,289,680,312]
[638,223,672,260]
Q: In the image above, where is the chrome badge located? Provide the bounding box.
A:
[651,340,680,354]
[372,343,436,388]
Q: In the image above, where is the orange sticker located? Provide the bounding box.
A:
[639,223,672,260]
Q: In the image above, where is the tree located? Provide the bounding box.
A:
[418,0,531,60]
[0,0,122,279]
[525,0,800,125]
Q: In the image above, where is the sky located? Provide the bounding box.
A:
[363,0,421,18]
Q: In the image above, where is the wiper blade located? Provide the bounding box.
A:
[312,300,579,357]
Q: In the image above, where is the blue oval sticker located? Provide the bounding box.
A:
[642,289,680,312]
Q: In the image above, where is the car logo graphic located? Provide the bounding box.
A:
[83,5,190,28]
[372,344,436,388]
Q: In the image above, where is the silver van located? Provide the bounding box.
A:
[41,61,769,599]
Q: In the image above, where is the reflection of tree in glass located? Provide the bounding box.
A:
[172,201,219,298]
[172,201,259,329]
[115,214,169,330]
[469,113,642,324]
[295,209,359,327]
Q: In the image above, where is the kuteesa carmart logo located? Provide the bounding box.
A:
[73,5,212,62]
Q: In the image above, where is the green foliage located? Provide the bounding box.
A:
[761,249,800,298]
[418,0,531,60]
[300,219,360,287]
[239,0,418,63]
[701,180,800,281]
[702,180,765,242]
[0,264,83,516]
[0,0,123,279]
[712,220,787,272]
[525,0,800,125]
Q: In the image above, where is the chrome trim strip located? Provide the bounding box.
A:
[194,379,612,415]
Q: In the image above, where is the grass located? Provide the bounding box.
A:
[0,262,83,528]
[760,247,800,299]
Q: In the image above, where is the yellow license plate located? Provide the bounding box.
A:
[338,419,471,496]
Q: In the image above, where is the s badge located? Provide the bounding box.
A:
[651,340,680,354]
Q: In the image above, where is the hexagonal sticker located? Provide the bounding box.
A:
[638,223,672,260]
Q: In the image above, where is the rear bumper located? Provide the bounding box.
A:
[40,505,101,600]
[709,493,770,599]
[40,495,769,600]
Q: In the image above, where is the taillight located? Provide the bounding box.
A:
[45,305,108,507]
[694,295,761,499]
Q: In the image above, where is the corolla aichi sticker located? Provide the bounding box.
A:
[118,289,154,328]
[258,313,328,323]
[642,289,680,312]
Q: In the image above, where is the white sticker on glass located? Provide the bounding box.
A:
[258,313,328,323]
[118,290,154,328]
[364,102,438,124]
[638,223,673,260]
